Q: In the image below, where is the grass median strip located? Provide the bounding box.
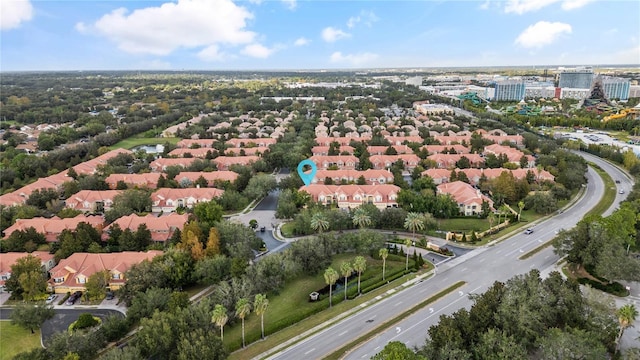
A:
[324,281,466,360]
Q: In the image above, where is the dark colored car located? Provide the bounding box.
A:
[66,291,82,305]
[105,291,115,300]
[260,226,266,232]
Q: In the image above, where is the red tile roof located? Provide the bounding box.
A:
[3,215,104,242]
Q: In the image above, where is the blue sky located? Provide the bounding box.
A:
[1,0,638,71]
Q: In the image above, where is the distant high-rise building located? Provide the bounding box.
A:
[494,80,525,101]
[602,77,630,100]
[558,67,594,89]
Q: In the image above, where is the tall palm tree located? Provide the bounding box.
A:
[488,212,496,229]
[379,248,389,281]
[616,304,638,351]
[404,212,425,246]
[324,267,339,308]
[254,294,269,340]
[310,211,330,234]
[340,261,353,300]
[235,298,251,348]
[352,207,372,229]
[352,256,367,295]
[211,304,228,341]
[404,238,413,271]
[517,201,525,221]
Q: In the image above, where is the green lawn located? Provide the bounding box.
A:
[280,222,296,237]
[0,321,42,360]
[225,253,416,356]
[585,162,616,217]
[108,136,179,150]
[437,217,490,232]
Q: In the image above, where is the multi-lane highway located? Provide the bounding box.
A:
[267,153,630,360]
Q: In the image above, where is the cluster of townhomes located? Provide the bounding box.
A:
[1,105,556,294]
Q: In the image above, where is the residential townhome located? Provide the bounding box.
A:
[0,171,72,207]
[1,251,56,291]
[149,157,198,172]
[313,169,394,185]
[176,139,218,148]
[225,138,277,148]
[315,136,371,146]
[427,153,485,169]
[367,145,413,155]
[48,250,162,294]
[104,213,188,243]
[511,168,555,182]
[212,156,259,170]
[384,136,423,145]
[369,154,421,171]
[65,190,122,213]
[300,184,400,209]
[483,144,534,167]
[485,134,523,146]
[422,168,453,184]
[422,144,471,155]
[168,148,213,158]
[309,155,358,170]
[72,148,133,175]
[151,187,224,213]
[225,147,268,156]
[3,215,104,242]
[105,173,162,189]
[175,171,239,187]
[432,135,472,145]
[437,181,494,216]
[311,145,355,156]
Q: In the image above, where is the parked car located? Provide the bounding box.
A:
[260,226,266,232]
[524,228,534,235]
[66,291,82,305]
[615,179,621,184]
[45,294,58,304]
[619,189,625,194]
[105,291,115,300]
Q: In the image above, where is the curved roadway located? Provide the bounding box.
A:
[267,153,630,360]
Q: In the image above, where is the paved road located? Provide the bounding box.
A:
[268,154,631,359]
[0,308,124,344]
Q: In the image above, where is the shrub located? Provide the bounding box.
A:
[577,278,628,297]
[73,313,100,331]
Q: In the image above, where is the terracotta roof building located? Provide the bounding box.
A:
[0,252,56,290]
[313,169,394,185]
[369,154,421,171]
[151,187,224,213]
[437,181,494,216]
[300,184,400,209]
[3,215,104,242]
[175,171,238,187]
[105,173,162,189]
[104,213,188,243]
[65,190,122,213]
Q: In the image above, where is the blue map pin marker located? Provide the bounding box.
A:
[297,159,317,186]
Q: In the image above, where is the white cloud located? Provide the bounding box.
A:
[561,0,596,10]
[75,22,88,33]
[1,0,34,30]
[330,51,378,66]
[294,37,310,46]
[515,21,572,48]
[504,0,595,14]
[321,27,350,43]
[479,1,491,10]
[83,0,255,56]
[282,0,297,10]
[347,10,378,29]
[613,45,640,64]
[241,43,274,58]
[198,44,225,61]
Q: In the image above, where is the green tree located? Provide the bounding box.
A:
[352,207,372,229]
[243,173,277,200]
[372,341,425,360]
[235,297,252,348]
[211,304,229,341]
[204,227,221,257]
[379,248,389,281]
[616,304,638,352]
[324,267,339,308]
[85,270,110,300]
[404,238,413,271]
[10,303,54,334]
[176,328,227,360]
[6,254,46,300]
[310,211,330,234]
[254,293,269,340]
[404,212,425,244]
[193,200,223,225]
[340,261,353,300]
[353,256,367,295]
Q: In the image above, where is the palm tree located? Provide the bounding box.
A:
[211,304,228,341]
[235,298,251,348]
[324,267,339,308]
[310,211,330,234]
[404,238,413,271]
[340,261,353,300]
[254,294,269,340]
[352,207,372,229]
[488,212,496,229]
[404,212,425,244]
[379,248,389,281]
[353,256,367,295]
[517,201,525,221]
[616,304,638,351]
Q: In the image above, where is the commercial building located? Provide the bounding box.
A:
[558,67,594,89]
[493,80,525,101]
[602,77,631,100]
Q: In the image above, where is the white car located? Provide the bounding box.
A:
[45,294,58,304]
[524,228,534,235]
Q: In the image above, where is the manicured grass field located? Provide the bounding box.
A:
[225,253,415,356]
[585,162,616,217]
[0,321,41,360]
[108,136,179,150]
[279,222,296,237]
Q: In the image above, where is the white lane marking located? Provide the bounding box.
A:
[338,330,348,336]
[461,267,467,272]
[394,301,403,307]
[304,348,315,355]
